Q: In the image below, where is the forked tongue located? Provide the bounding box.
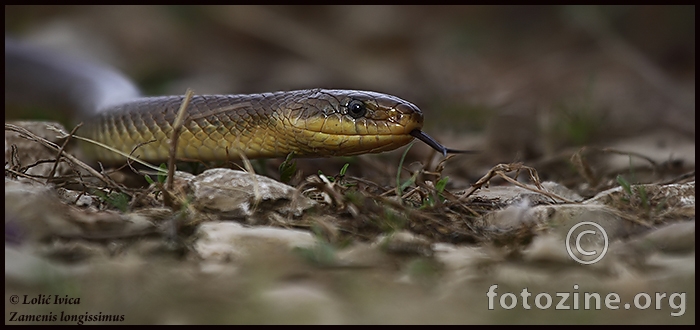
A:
[409,130,478,157]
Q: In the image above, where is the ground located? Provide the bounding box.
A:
[5,6,695,324]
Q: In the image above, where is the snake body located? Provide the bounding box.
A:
[6,39,460,163]
[83,90,423,163]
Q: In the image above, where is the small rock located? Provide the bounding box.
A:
[483,198,534,228]
[182,168,316,223]
[66,208,159,239]
[585,181,695,211]
[433,243,494,271]
[522,233,575,264]
[624,220,695,254]
[194,222,316,262]
[375,231,433,257]
[56,187,96,207]
[5,178,161,242]
[5,178,82,240]
[462,185,553,207]
[76,194,95,207]
[258,284,345,324]
[335,242,394,268]
[541,181,584,202]
[5,247,68,285]
[533,204,627,240]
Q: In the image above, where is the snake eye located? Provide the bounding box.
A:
[346,99,367,119]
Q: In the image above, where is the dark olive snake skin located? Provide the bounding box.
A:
[82,89,424,163]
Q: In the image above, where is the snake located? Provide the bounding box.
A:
[5,39,467,164]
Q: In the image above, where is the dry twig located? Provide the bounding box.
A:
[459,163,576,203]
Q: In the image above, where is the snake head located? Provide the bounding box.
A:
[284,89,424,157]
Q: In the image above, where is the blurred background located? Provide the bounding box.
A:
[4,6,696,324]
[5,5,695,185]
